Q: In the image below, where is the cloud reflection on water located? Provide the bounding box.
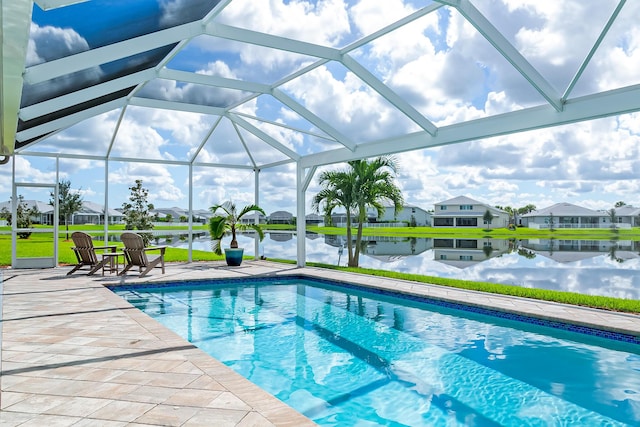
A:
[165,232,640,299]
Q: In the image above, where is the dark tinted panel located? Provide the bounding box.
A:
[21,46,175,107]
[18,87,135,135]
[29,0,221,63]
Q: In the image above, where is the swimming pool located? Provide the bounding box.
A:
[111,276,640,426]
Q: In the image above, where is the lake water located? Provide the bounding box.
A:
[156,232,640,300]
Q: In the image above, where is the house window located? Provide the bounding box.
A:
[434,218,454,226]
[440,255,447,260]
[434,239,454,248]
[460,255,473,261]
[457,239,477,249]
[440,206,447,210]
[460,205,473,210]
[457,218,477,226]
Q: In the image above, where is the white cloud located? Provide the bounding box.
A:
[27,23,89,66]
[219,0,351,46]
[488,180,519,193]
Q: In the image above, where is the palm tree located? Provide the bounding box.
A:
[209,201,265,255]
[312,168,358,265]
[313,156,404,267]
[498,205,515,225]
[607,208,618,232]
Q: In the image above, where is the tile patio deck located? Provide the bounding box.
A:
[2,260,640,426]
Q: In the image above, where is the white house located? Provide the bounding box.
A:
[330,204,431,227]
[73,201,124,225]
[0,200,125,225]
[152,207,210,223]
[520,203,628,229]
[613,205,640,227]
[268,210,294,224]
[0,199,53,224]
[366,204,431,226]
[305,213,323,225]
[432,196,508,229]
[239,212,267,224]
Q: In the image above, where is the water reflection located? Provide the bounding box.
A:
[167,233,640,299]
[432,238,514,268]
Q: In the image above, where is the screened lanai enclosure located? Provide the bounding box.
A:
[2,0,640,268]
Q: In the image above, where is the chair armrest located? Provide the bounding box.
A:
[144,245,167,254]
[94,245,118,252]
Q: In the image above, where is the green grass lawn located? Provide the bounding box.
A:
[0,231,222,266]
[2,225,639,314]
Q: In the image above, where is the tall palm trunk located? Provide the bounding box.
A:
[351,221,364,267]
[351,208,366,267]
[345,210,354,266]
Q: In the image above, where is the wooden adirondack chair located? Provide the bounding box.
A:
[67,231,117,275]
[119,232,166,277]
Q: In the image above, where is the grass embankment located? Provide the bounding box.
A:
[2,225,639,314]
[297,262,640,314]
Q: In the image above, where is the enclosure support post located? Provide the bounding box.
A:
[254,168,260,260]
[104,159,109,241]
[296,164,316,267]
[188,163,193,262]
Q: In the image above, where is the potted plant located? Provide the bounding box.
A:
[209,201,266,266]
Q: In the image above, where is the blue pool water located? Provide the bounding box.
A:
[111,277,640,426]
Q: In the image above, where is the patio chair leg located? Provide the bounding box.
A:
[118,264,134,276]
[67,265,83,275]
[88,259,109,276]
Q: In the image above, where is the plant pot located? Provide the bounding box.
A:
[224,248,244,266]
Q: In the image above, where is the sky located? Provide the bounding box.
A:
[3,0,640,217]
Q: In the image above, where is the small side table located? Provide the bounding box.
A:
[102,252,123,276]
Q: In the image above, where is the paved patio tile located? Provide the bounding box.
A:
[133,404,201,426]
[3,393,70,414]
[180,408,249,427]
[88,400,156,422]
[236,412,277,427]
[163,388,224,407]
[72,419,128,427]
[207,391,253,411]
[44,396,112,417]
[0,391,31,409]
[10,414,83,427]
[0,411,37,426]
